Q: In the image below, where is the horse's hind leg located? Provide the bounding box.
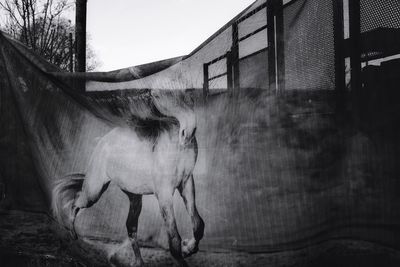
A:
[74,140,111,212]
[178,174,204,258]
[70,171,110,238]
[124,192,144,267]
[74,175,110,211]
[156,187,188,267]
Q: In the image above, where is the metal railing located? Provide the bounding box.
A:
[203,1,270,97]
[203,51,232,98]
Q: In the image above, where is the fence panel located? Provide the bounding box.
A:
[237,2,269,89]
[203,53,230,95]
[239,49,269,89]
[360,0,400,33]
[283,0,336,91]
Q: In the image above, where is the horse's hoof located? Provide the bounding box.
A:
[177,259,189,267]
[69,229,78,240]
[181,238,198,258]
[69,222,78,240]
[135,260,145,267]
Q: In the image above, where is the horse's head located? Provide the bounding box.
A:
[151,90,196,147]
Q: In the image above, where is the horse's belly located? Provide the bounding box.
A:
[107,150,155,194]
[112,168,154,195]
[117,180,154,195]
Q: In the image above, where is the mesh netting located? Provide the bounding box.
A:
[283,0,336,90]
[239,50,269,88]
[360,0,400,33]
[1,0,400,265]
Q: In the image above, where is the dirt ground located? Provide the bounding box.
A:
[1,210,400,267]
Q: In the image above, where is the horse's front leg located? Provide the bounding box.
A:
[125,192,144,266]
[178,174,204,258]
[156,187,188,267]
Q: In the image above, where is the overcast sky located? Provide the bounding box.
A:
[87,0,255,71]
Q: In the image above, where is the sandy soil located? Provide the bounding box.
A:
[1,209,400,267]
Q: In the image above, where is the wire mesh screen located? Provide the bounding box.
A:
[283,0,335,91]
[239,50,269,89]
[360,0,400,33]
[3,1,400,266]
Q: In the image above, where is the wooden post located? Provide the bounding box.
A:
[69,32,74,72]
[275,0,285,93]
[333,0,346,111]
[75,0,87,73]
[349,0,361,93]
[267,0,276,91]
[231,22,240,91]
[0,181,4,202]
[226,51,233,90]
[203,63,209,102]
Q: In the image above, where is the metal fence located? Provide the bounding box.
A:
[203,1,269,96]
[202,0,400,101]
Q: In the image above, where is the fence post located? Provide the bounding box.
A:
[333,0,346,112]
[0,182,4,202]
[203,63,209,102]
[267,0,276,91]
[227,51,233,90]
[349,0,361,94]
[69,33,74,73]
[75,0,87,73]
[275,0,285,93]
[231,22,240,91]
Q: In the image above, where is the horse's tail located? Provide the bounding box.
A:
[52,173,85,227]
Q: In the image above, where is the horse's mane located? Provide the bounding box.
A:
[87,89,189,142]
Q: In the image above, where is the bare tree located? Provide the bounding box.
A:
[86,34,102,71]
[0,0,101,71]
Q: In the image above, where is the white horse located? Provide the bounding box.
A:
[52,90,204,267]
